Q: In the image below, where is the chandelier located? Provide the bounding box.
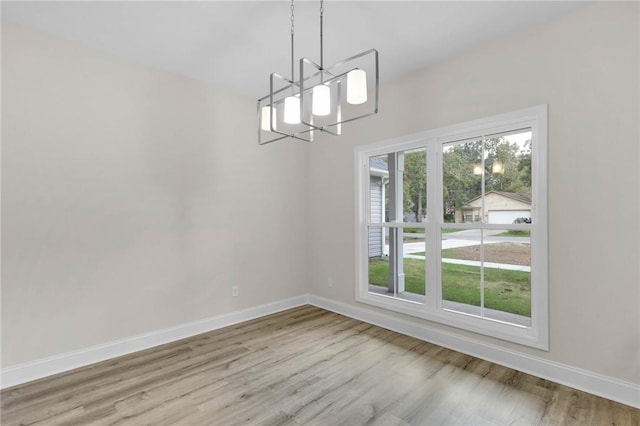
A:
[258,0,379,145]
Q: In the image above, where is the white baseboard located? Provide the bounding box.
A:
[3,293,638,410]
[307,295,640,409]
[0,295,310,389]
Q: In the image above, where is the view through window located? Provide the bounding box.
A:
[356,106,547,349]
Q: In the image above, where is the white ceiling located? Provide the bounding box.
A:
[2,1,587,99]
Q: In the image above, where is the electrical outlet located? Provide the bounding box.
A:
[232,286,239,297]
[328,277,333,288]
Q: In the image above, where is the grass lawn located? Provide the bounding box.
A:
[368,257,425,295]
[368,258,530,317]
[403,227,425,234]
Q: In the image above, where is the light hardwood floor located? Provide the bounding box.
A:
[1,305,638,425]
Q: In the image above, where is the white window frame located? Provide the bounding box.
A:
[354,105,548,350]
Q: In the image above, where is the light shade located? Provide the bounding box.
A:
[312,84,331,116]
[297,50,378,138]
[261,106,277,131]
[284,96,301,124]
[347,69,367,104]
[473,163,483,175]
[492,160,504,174]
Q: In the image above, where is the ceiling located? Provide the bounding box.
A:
[2,1,587,99]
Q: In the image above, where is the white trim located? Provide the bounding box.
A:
[0,295,310,389]
[308,295,640,409]
[353,105,548,350]
[2,294,638,409]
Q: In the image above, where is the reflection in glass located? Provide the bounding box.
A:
[491,160,504,174]
[442,139,482,223]
[483,130,533,225]
[442,130,533,226]
[368,227,425,303]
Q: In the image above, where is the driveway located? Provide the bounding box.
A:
[383,229,531,272]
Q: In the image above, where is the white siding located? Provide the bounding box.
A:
[368,176,384,257]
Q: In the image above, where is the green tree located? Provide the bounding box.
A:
[403,150,427,222]
[442,141,482,218]
[517,140,532,189]
[485,137,524,193]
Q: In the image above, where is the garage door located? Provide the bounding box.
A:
[487,210,530,224]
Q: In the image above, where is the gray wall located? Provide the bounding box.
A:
[1,22,309,366]
[307,2,639,384]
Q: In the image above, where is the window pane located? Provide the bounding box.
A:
[483,130,533,225]
[483,232,531,327]
[403,228,426,300]
[368,226,389,291]
[402,148,427,223]
[368,227,425,303]
[441,228,532,326]
[442,139,483,223]
[368,228,389,289]
[441,229,482,316]
[369,148,428,224]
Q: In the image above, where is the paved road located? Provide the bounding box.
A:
[404,229,530,245]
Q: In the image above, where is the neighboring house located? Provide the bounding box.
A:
[458,191,531,224]
[369,157,388,258]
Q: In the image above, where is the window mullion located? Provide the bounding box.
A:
[480,137,486,318]
[426,140,440,311]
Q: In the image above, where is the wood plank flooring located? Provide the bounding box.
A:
[1,305,638,425]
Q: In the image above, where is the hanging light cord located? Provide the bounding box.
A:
[290,0,295,88]
[320,0,324,70]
